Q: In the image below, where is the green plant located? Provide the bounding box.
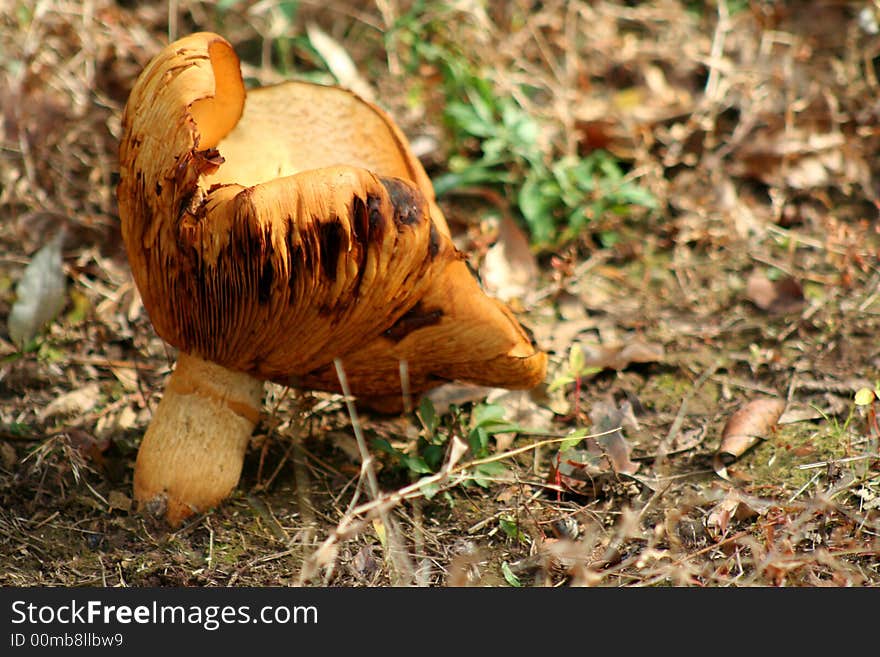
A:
[548,344,601,417]
[388,11,656,246]
[519,152,658,246]
[371,397,526,494]
[498,515,529,545]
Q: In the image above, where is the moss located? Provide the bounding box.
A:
[648,372,719,415]
[738,420,855,492]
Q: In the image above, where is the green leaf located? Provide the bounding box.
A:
[434,162,511,196]
[422,444,446,471]
[548,374,575,392]
[465,83,498,127]
[468,426,489,455]
[569,344,585,374]
[501,561,522,587]
[277,0,299,21]
[471,460,508,488]
[498,516,528,544]
[559,428,589,452]
[372,438,397,455]
[445,101,494,138]
[418,396,438,435]
[597,230,620,248]
[418,479,441,500]
[471,403,507,429]
[518,174,559,243]
[372,438,432,474]
[399,453,433,474]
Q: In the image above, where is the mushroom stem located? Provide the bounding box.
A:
[133,352,263,525]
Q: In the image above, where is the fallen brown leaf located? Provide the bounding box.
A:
[745,270,805,314]
[479,215,539,302]
[591,400,640,475]
[424,383,498,412]
[107,490,132,512]
[580,339,665,371]
[553,399,640,493]
[706,489,763,541]
[0,442,17,469]
[714,397,786,480]
[68,429,111,470]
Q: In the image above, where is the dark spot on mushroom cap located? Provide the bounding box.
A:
[258,258,274,305]
[349,196,371,300]
[380,177,423,226]
[350,196,369,250]
[428,222,440,259]
[383,301,443,342]
[318,220,344,282]
[366,194,385,242]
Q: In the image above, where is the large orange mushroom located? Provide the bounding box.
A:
[117,33,546,525]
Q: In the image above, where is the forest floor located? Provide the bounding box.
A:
[1,1,879,586]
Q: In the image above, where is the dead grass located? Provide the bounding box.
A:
[1,0,879,587]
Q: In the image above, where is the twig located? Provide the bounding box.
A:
[331,359,414,585]
[796,454,880,470]
[704,0,730,102]
[299,426,616,584]
[254,385,293,488]
[657,362,721,466]
[206,520,214,571]
[788,471,822,503]
[669,531,750,569]
[399,360,412,416]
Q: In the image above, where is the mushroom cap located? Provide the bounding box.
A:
[118,32,546,398]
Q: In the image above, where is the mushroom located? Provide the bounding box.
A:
[117,32,547,525]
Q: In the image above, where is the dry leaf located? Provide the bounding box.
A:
[479,215,539,302]
[486,387,554,446]
[424,383,499,411]
[778,404,824,424]
[590,400,640,475]
[7,229,67,349]
[107,490,132,512]
[746,270,805,314]
[372,518,387,548]
[556,291,587,321]
[579,339,665,371]
[0,442,17,470]
[38,383,101,421]
[68,429,111,470]
[95,405,139,440]
[109,366,139,392]
[733,129,850,190]
[442,435,469,473]
[554,399,640,493]
[706,489,761,541]
[325,430,363,464]
[351,544,379,578]
[713,397,786,480]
